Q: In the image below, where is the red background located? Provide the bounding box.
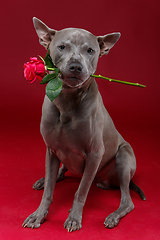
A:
[0,0,160,239]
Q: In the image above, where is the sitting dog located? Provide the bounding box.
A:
[22,17,146,232]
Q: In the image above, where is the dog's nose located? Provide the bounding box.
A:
[69,62,83,73]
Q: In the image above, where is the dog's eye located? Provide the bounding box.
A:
[58,45,65,50]
[87,48,94,54]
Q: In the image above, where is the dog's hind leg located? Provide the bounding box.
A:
[104,144,136,228]
[33,164,68,190]
[33,177,45,190]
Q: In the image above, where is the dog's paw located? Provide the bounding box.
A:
[64,216,82,232]
[33,173,65,190]
[33,177,45,190]
[104,213,120,229]
[22,210,48,229]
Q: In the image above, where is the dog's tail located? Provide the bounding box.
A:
[129,180,146,201]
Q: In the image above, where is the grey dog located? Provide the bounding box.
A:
[22,17,146,232]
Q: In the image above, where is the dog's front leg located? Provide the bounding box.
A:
[23,148,60,229]
[64,149,104,232]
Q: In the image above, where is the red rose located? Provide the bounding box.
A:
[24,57,45,83]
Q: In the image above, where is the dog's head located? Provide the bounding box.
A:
[33,17,120,88]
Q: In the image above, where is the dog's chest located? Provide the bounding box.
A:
[42,112,91,174]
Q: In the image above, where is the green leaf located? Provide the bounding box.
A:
[44,49,55,68]
[54,68,60,76]
[45,77,63,101]
[40,73,57,84]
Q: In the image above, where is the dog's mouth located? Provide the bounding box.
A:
[60,74,84,88]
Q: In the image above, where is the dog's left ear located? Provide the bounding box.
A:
[33,17,57,49]
[97,33,121,57]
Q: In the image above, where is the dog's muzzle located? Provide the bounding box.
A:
[60,61,89,88]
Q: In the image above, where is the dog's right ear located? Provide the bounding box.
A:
[33,17,56,49]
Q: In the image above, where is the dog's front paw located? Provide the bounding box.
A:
[104,213,120,229]
[22,210,48,229]
[64,216,82,232]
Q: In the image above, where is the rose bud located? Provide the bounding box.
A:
[24,57,45,83]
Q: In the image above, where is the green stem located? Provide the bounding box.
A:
[91,74,146,88]
[45,64,146,88]
[47,67,55,71]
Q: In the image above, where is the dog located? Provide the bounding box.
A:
[22,17,146,232]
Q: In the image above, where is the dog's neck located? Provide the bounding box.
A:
[53,76,96,114]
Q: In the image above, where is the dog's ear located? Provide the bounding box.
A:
[33,17,56,49]
[97,33,121,57]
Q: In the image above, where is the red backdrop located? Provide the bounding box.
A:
[0,0,160,239]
